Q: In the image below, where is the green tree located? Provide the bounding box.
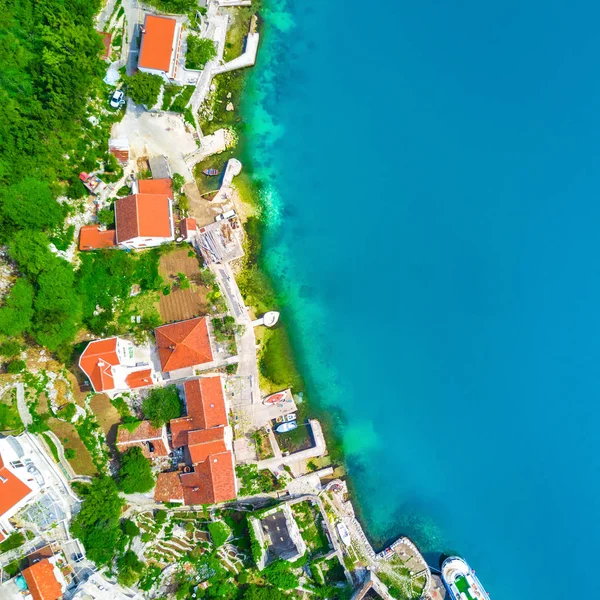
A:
[155,509,167,524]
[172,172,185,192]
[242,586,289,600]
[263,560,300,590]
[118,447,155,493]
[185,36,216,70]
[145,0,197,14]
[70,477,124,566]
[33,263,81,350]
[97,207,115,227]
[8,232,57,279]
[59,403,77,421]
[0,280,34,337]
[122,519,141,537]
[142,385,181,427]
[117,550,144,587]
[125,72,163,107]
[65,448,76,459]
[0,179,63,231]
[208,520,232,548]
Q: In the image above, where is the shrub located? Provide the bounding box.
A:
[117,550,144,587]
[0,532,25,554]
[97,207,115,226]
[123,519,140,537]
[172,173,185,192]
[117,185,131,196]
[59,403,77,421]
[155,509,167,524]
[178,272,190,290]
[6,359,26,374]
[65,448,76,460]
[186,35,216,70]
[0,341,21,357]
[125,72,163,107]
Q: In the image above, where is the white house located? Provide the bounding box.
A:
[114,193,175,249]
[138,15,183,82]
[78,337,158,395]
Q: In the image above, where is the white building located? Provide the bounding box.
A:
[138,15,182,82]
[78,337,159,395]
[114,193,175,250]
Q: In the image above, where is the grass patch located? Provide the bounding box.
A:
[223,4,258,63]
[275,419,313,454]
[0,388,23,433]
[47,418,97,476]
[41,433,59,462]
[291,501,329,556]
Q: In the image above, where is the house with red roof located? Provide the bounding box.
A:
[155,377,236,506]
[116,420,170,459]
[78,225,117,251]
[0,437,42,540]
[78,337,158,395]
[155,317,214,374]
[137,178,174,199]
[115,193,175,249]
[21,556,66,600]
[138,15,183,82]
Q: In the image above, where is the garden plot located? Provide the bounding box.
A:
[158,249,212,323]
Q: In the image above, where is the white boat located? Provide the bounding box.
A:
[442,557,490,600]
[275,421,297,433]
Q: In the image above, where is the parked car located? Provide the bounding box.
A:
[110,89,125,108]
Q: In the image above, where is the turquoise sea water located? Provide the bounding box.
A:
[240,2,600,598]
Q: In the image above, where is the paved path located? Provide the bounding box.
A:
[212,263,261,409]
[45,430,77,480]
[16,382,32,427]
[213,32,260,74]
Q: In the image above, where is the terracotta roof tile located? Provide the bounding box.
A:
[180,218,197,239]
[154,471,184,503]
[139,15,177,72]
[124,369,153,389]
[78,338,119,392]
[180,451,236,505]
[78,226,116,251]
[21,559,62,600]
[115,194,173,243]
[187,428,227,463]
[0,457,32,518]
[155,318,213,372]
[138,178,173,199]
[99,32,112,60]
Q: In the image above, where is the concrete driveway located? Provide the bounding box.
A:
[113,102,198,180]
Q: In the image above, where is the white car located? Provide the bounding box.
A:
[110,89,125,108]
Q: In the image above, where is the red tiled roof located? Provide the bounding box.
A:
[0,455,32,518]
[138,178,173,199]
[155,317,213,372]
[187,427,227,463]
[139,15,177,72]
[180,451,236,505]
[115,194,173,244]
[180,218,197,239]
[154,471,184,503]
[78,338,119,392]
[170,377,226,448]
[125,369,153,389]
[79,226,116,251]
[21,559,62,600]
[117,421,169,458]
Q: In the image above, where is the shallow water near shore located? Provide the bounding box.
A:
[240,2,600,598]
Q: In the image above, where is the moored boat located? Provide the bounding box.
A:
[203,168,219,176]
[275,421,297,433]
[441,556,490,600]
[264,391,286,404]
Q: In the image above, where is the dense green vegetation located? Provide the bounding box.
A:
[124,72,163,107]
[145,0,197,13]
[142,385,181,427]
[70,477,124,565]
[207,520,232,548]
[0,0,131,358]
[0,532,25,554]
[186,36,216,70]
[118,447,155,494]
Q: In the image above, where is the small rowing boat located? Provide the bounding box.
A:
[264,391,286,405]
[203,168,219,176]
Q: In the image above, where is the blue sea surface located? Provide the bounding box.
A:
[241,2,600,598]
